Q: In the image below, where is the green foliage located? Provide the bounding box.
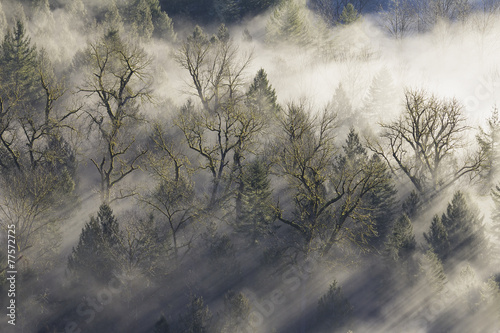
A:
[181,295,213,333]
[385,214,416,262]
[266,0,311,46]
[402,190,420,219]
[219,290,251,332]
[339,3,360,25]
[246,68,280,116]
[419,249,447,294]
[68,204,121,281]
[236,159,274,241]
[316,280,353,331]
[424,215,449,259]
[0,20,42,110]
[477,106,500,189]
[490,184,500,264]
[425,191,487,264]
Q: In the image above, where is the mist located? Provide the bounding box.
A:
[0,0,499,332]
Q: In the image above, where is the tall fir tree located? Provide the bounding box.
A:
[477,106,500,190]
[427,191,488,264]
[424,215,449,260]
[490,184,500,266]
[246,68,280,117]
[0,20,42,112]
[419,249,448,294]
[266,0,311,46]
[316,280,353,331]
[68,204,121,281]
[236,159,274,242]
[339,3,360,25]
[385,214,417,262]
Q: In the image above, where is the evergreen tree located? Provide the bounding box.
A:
[339,3,360,25]
[424,215,449,260]
[328,83,353,124]
[477,106,500,189]
[214,0,241,23]
[490,184,500,266]
[246,68,280,117]
[385,214,416,262]
[219,290,251,332]
[402,190,420,219]
[0,20,42,112]
[147,0,176,40]
[154,314,170,333]
[429,191,488,264]
[236,159,274,242]
[419,249,447,294]
[68,204,121,281]
[181,295,213,333]
[266,0,311,46]
[316,280,353,331]
[362,68,398,122]
[130,0,155,39]
[442,192,487,262]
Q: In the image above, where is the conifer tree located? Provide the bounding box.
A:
[68,204,121,281]
[424,215,449,260]
[402,190,420,219]
[426,191,488,264]
[477,106,500,189]
[181,295,213,333]
[385,214,416,262]
[266,0,311,46]
[236,159,274,242]
[339,3,360,25]
[154,315,170,333]
[130,0,154,39]
[246,68,280,117]
[146,0,176,40]
[0,20,42,112]
[316,280,353,331]
[442,192,487,263]
[419,249,447,294]
[490,184,500,265]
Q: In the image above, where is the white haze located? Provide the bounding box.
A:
[2,1,500,332]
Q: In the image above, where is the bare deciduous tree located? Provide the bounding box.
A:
[78,30,152,203]
[373,89,484,197]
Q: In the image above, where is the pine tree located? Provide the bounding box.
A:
[220,290,251,332]
[362,68,398,122]
[402,190,420,219]
[328,83,353,122]
[339,3,360,25]
[316,280,353,331]
[68,204,121,281]
[419,249,447,294]
[424,215,450,260]
[477,106,500,189]
[246,68,280,117]
[266,0,311,46]
[386,214,417,262]
[0,20,42,111]
[236,159,274,242]
[146,0,176,40]
[154,314,170,333]
[214,0,242,23]
[439,191,488,264]
[130,0,154,39]
[490,184,500,266]
[181,295,213,333]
